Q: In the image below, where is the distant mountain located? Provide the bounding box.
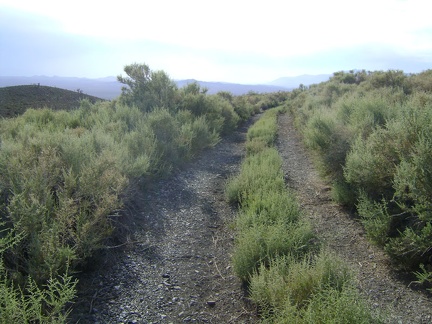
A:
[268,74,331,88]
[176,79,290,95]
[0,76,290,100]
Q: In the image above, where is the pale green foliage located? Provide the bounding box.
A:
[0,269,77,323]
[178,83,240,135]
[0,223,76,323]
[286,69,432,275]
[227,109,314,282]
[250,252,382,323]
[246,108,278,148]
[356,193,391,246]
[117,63,177,111]
[0,63,265,321]
[228,106,380,321]
[226,148,285,205]
[232,221,313,281]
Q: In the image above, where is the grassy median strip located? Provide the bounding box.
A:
[226,108,384,323]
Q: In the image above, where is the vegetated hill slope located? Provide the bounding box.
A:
[0,85,105,118]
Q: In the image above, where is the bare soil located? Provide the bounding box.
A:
[70,112,432,323]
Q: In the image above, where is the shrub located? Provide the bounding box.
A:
[225,148,285,205]
[232,221,313,282]
[249,251,381,323]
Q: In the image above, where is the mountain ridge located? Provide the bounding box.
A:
[0,74,330,100]
[268,74,331,88]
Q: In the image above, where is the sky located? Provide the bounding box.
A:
[1,0,431,84]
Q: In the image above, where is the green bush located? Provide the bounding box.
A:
[232,221,314,282]
[225,148,285,205]
[249,251,382,323]
[0,66,270,321]
[356,193,392,246]
[287,69,432,276]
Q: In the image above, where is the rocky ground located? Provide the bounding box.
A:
[70,117,259,323]
[70,112,432,323]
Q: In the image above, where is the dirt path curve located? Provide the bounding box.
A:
[70,119,259,323]
[277,113,432,323]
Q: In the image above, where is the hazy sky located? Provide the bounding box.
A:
[1,0,431,84]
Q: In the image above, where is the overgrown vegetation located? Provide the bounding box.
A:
[0,63,288,322]
[286,69,432,288]
[226,108,382,322]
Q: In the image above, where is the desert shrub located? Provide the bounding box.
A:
[356,193,392,246]
[334,90,399,137]
[0,267,77,323]
[345,95,432,268]
[408,69,432,92]
[235,190,301,231]
[288,70,432,275]
[330,180,357,207]
[249,251,381,323]
[367,70,407,90]
[225,148,285,205]
[246,108,278,147]
[232,94,261,120]
[232,221,313,282]
[228,107,378,321]
[189,116,219,154]
[145,108,181,172]
[0,221,77,323]
[0,64,267,321]
[216,96,240,134]
[228,109,314,282]
[117,63,178,112]
[385,133,432,269]
[178,85,240,135]
[303,110,337,152]
[344,128,399,200]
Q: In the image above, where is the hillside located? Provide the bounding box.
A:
[0,85,105,118]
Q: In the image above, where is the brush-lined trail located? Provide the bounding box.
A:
[70,112,432,323]
[70,117,259,323]
[276,113,432,323]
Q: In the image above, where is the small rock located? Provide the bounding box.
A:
[162,273,170,279]
[207,300,216,307]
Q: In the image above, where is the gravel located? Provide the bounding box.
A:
[69,118,259,323]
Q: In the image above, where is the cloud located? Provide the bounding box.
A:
[1,0,432,82]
